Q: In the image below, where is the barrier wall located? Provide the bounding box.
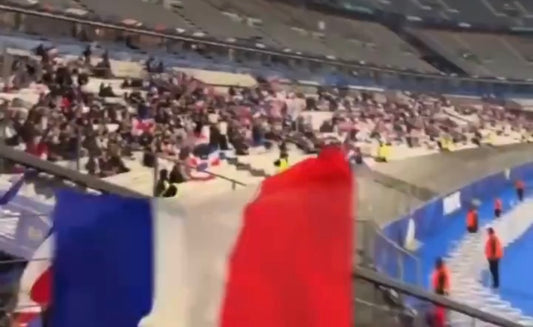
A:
[374,161,533,286]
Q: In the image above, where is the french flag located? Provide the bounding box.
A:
[188,150,221,170]
[186,146,221,181]
[16,237,51,326]
[20,147,354,327]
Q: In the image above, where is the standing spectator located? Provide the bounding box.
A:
[485,227,503,289]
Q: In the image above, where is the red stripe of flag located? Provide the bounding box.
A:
[221,146,354,327]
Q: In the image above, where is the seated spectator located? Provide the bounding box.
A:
[98,153,115,177]
[108,153,130,174]
[85,156,98,175]
[155,169,169,197]
[169,163,186,184]
[274,152,289,174]
[162,184,177,198]
[26,135,49,160]
[98,83,116,97]
[78,72,89,86]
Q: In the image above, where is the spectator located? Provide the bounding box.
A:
[169,163,186,184]
[155,169,169,197]
[3,45,532,185]
[162,183,177,198]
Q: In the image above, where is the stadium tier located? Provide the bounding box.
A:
[5,0,533,84]
[320,0,533,27]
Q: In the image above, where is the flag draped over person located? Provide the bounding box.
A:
[21,146,355,327]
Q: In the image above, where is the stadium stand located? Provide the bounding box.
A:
[2,0,533,326]
[0,42,532,200]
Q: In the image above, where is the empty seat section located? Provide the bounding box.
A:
[504,35,533,63]
[442,0,509,25]
[411,29,492,77]
[412,29,533,79]
[221,0,333,55]
[177,0,265,41]
[457,33,521,77]
[79,0,191,30]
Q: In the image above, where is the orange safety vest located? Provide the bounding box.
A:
[494,198,502,210]
[432,266,450,294]
[516,180,525,190]
[466,210,478,228]
[485,235,503,260]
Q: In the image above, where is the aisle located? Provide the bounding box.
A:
[444,200,533,326]
[415,187,516,288]
[499,224,533,317]
[413,185,533,326]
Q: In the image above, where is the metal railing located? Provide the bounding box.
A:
[357,219,422,287]
[355,267,524,327]
[0,143,142,197]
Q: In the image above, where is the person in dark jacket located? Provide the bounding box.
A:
[155,169,169,197]
[162,184,177,197]
[169,163,186,184]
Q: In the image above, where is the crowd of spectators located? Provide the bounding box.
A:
[0,43,532,187]
[0,45,316,181]
[316,90,533,154]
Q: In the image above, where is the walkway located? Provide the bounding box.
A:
[445,200,533,326]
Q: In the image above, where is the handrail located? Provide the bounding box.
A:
[354,297,409,317]
[365,220,419,260]
[0,144,144,197]
[357,218,422,286]
[2,2,533,85]
[370,219,419,262]
[355,267,524,327]
[357,219,418,262]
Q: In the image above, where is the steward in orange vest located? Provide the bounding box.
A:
[466,208,478,233]
[485,227,503,288]
[431,258,450,296]
[515,179,525,202]
[494,198,502,218]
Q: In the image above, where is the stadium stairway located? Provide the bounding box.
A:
[446,200,533,326]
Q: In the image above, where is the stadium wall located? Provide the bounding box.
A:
[375,161,533,285]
